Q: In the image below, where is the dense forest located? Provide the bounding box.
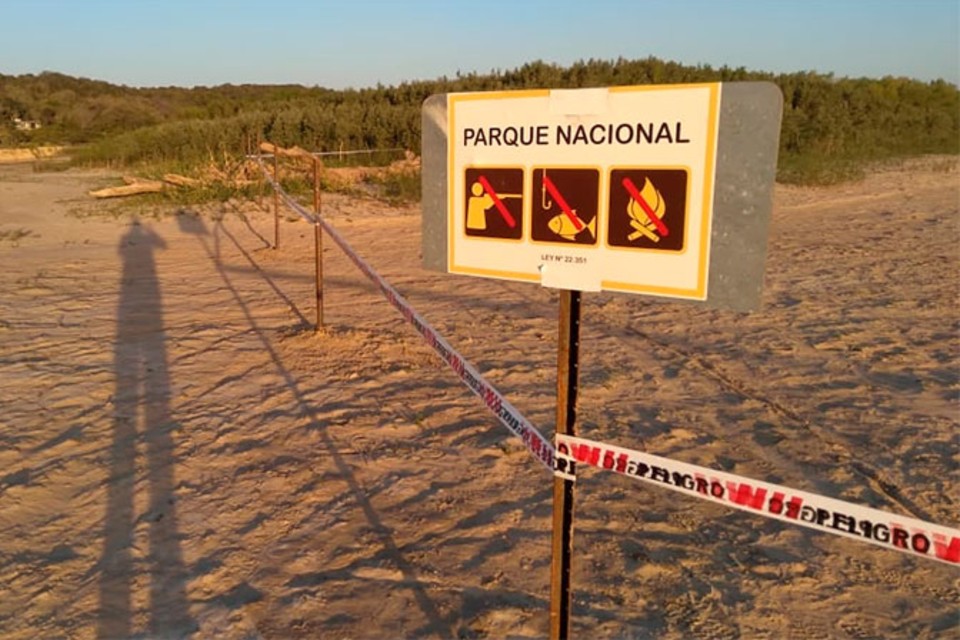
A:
[2,57,958,183]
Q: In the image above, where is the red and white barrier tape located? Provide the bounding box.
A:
[555,434,960,566]
[255,158,555,471]
[257,157,958,566]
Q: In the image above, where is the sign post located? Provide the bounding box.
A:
[550,289,581,640]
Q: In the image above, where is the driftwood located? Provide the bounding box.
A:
[85,141,328,200]
[88,172,256,199]
[163,173,202,188]
[88,180,164,199]
[259,142,315,163]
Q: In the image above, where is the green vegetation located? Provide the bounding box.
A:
[2,58,957,192]
[366,170,422,205]
[0,228,36,245]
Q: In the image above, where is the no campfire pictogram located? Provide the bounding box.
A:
[621,176,669,239]
[607,168,688,251]
[464,168,524,240]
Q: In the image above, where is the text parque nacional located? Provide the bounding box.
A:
[462,122,691,148]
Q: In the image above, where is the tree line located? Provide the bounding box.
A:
[1,57,957,183]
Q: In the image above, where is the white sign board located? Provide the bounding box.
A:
[447,84,721,298]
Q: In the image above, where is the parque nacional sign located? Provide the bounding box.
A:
[422,82,783,311]
[421,82,786,640]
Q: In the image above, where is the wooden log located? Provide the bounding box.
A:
[285,145,314,161]
[163,173,202,188]
[259,141,313,162]
[88,181,164,198]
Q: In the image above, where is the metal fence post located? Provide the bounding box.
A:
[273,148,279,249]
[313,156,324,331]
[256,134,264,211]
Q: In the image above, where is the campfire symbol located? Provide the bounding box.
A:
[625,177,667,242]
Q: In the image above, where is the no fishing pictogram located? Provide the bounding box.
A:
[542,174,585,232]
[531,168,599,246]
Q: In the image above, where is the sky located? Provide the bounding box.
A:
[1,0,957,89]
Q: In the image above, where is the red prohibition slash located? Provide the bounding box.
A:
[542,174,585,231]
[622,177,669,237]
[477,175,516,228]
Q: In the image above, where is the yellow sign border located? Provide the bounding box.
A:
[447,84,721,298]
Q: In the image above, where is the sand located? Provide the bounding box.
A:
[0,158,957,639]
[0,147,64,164]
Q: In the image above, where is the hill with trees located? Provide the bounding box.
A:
[2,58,957,184]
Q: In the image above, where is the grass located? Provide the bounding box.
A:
[776,153,867,186]
[362,170,421,205]
[69,159,421,219]
[922,156,958,173]
[32,157,73,173]
[64,142,959,217]
[0,228,37,245]
[136,181,262,208]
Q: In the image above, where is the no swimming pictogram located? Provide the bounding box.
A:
[464,167,524,240]
[607,168,688,251]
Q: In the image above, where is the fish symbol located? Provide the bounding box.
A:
[548,212,596,241]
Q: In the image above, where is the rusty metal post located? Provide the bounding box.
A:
[256,134,264,211]
[273,148,279,249]
[549,289,581,640]
[313,156,324,331]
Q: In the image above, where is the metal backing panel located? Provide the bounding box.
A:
[708,82,783,311]
[421,94,448,272]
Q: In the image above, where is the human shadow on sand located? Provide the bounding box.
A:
[97,222,195,639]
[195,214,453,636]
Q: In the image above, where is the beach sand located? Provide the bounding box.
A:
[0,158,957,638]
